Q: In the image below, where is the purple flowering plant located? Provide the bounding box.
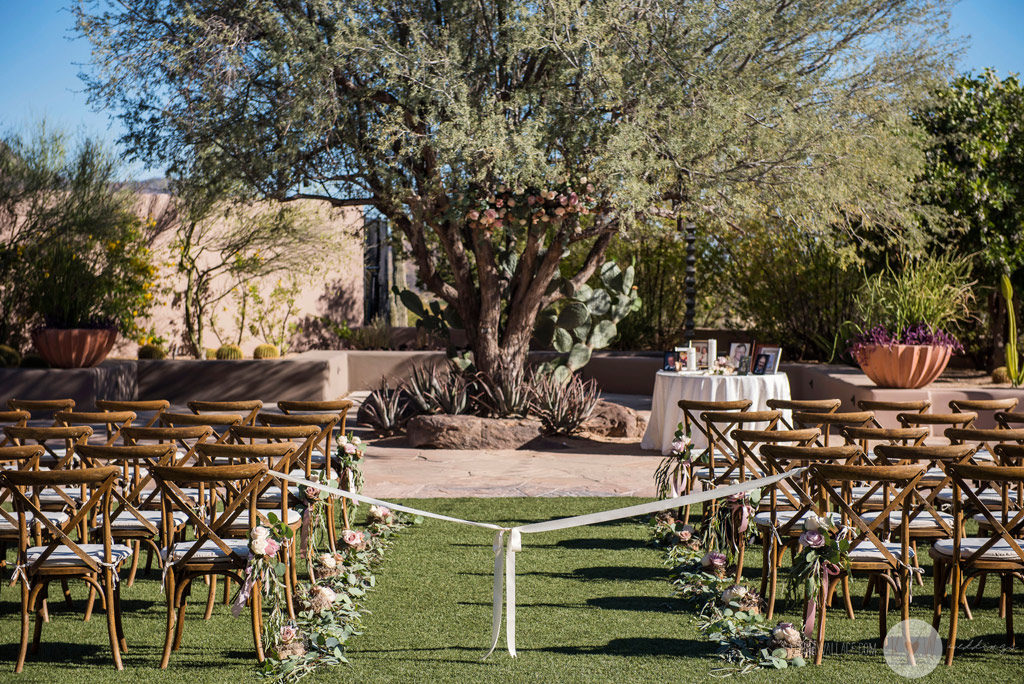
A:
[847,322,963,362]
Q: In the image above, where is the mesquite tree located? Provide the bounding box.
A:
[77,0,954,377]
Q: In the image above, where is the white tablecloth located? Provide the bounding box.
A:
[640,371,792,454]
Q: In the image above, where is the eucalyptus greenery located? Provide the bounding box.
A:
[76,0,956,378]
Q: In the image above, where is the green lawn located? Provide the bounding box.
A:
[0,498,1020,682]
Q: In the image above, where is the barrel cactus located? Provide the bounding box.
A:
[0,344,21,368]
[137,343,167,360]
[215,344,244,360]
[253,343,280,359]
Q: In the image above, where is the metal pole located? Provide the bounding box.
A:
[683,220,696,343]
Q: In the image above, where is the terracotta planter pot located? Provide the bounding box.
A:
[31,328,117,369]
[853,343,952,389]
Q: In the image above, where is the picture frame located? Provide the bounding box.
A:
[690,340,710,369]
[738,355,752,375]
[757,346,782,374]
[728,342,751,369]
[663,350,679,372]
[751,353,770,375]
[673,346,697,371]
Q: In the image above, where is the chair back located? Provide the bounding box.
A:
[194,442,299,522]
[188,400,263,426]
[793,411,874,446]
[97,399,170,427]
[1,466,121,575]
[230,425,320,477]
[950,398,1019,429]
[77,444,178,535]
[0,446,46,529]
[840,426,928,454]
[55,410,135,446]
[121,425,214,464]
[151,462,266,567]
[161,412,242,443]
[945,463,1024,566]
[767,398,840,429]
[278,398,354,433]
[0,410,30,446]
[3,425,93,470]
[857,400,930,428]
[729,427,819,482]
[945,427,1024,464]
[759,445,864,514]
[7,398,75,419]
[694,410,780,481]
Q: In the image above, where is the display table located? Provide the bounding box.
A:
[640,371,792,454]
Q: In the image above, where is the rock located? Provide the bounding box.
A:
[583,400,647,438]
[406,414,542,450]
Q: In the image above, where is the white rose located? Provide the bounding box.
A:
[252,526,270,541]
[721,585,748,604]
[250,538,268,556]
[319,552,337,569]
[351,436,361,445]
[804,514,827,531]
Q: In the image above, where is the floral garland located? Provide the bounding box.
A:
[259,507,421,682]
[335,432,365,519]
[784,516,850,640]
[653,427,695,498]
[233,519,293,648]
[651,508,814,672]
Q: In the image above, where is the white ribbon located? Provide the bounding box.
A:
[271,467,805,658]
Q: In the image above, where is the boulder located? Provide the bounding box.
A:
[583,400,647,439]
[406,414,542,450]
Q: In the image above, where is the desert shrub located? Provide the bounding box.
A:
[476,362,531,418]
[430,367,471,415]
[215,343,243,360]
[342,315,393,350]
[358,378,408,436]
[205,348,217,359]
[253,343,280,359]
[137,343,167,359]
[530,372,600,436]
[0,344,21,367]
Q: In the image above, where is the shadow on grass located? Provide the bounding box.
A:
[555,538,644,551]
[539,636,713,658]
[586,595,681,612]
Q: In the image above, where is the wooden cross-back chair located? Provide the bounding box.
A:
[0,410,30,446]
[996,410,1024,429]
[77,444,183,587]
[160,412,242,444]
[793,411,874,447]
[841,426,929,458]
[188,400,263,426]
[676,398,752,466]
[933,462,1024,665]
[767,398,841,430]
[193,442,301,619]
[121,424,214,466]
[277,398,354,441]
[727,427,819,580]
[899,411,977,447]
[946,427,1024,468]
[698,410,783,483]
[950,398,1019,429]
[97,399,170,428]
[857,400,930,428]
[0,446,48,562]
[55,410,135,447]
[3,426,93,519]
[756,444,866,619]
[7,399,75,421]
[151,462,267,668]
[802,463,926,664]
[1,465,132,672]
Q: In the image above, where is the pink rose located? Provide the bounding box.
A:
[341,529,366,550]
[799,530,825,549]
[280,625,298,644]
[702,551,727,569]
[264,538,280,556]
[467,209,480,221]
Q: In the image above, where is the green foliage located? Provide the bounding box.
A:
[77,0,956,378]
[253,343,280,359]
[855,253,974,335]
[137,343,167,360]
[530,372,600,436]
[0,127,157,343]
[358,379,409,436]
[475,362,532,418]
[215,343,243,360]
[393,288,461,344]
[534,261,641,376]
[916,69,1024,279]
[999,274,1024,386]
[0,344,21,367]
[204,347,217,360]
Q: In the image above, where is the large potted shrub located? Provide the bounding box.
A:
[847,255,972,389]
[11,133,157,368]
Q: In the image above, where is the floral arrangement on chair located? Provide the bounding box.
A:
[653,426,695,498]
[785,516,851,639]
[234,521,292,652]
[296,472,338,567]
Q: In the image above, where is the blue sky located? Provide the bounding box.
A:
[0,1,1022,179]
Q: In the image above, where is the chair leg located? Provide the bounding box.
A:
[1004,574,1015,647]
[223,575,232,605]
[105,572,124,670]
[85,584,97,621]
[16,578,32,673]
[974,573,987,609]
[114,580,127,652]
[61,578,73,608]
[815,581,828,665]
[30,582,47,655]
[326,499,337,554]
[283,548,296,620]
[127,541,141,587]
[759,532,771,598]
[842,575,855,619]
[767,538,779,620]
[932,560,945,632]
[734,537,745,583]
[862,575,875,608]
[160,570,176,669]
[251,580,265,663]
[912,541,924,586]
[879,575,890,649]
[945,565,962,666]
[204,575,218,620]
[173,581,189,651]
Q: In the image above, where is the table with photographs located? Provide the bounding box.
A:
[640,370,792,455]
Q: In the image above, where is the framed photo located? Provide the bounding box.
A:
[691,341,710,369]
[663,350,679,372]
[738,355,752,374]
[757,346,782,374]
[751,353,770,375]
[729,342,751,368]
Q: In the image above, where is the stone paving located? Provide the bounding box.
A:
[356,392,661,499]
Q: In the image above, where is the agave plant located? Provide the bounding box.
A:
[359,378,408,436]
[404,363,440,415]
[476,362,532,418]
[431,366,472,415]
[530,371,600,436]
